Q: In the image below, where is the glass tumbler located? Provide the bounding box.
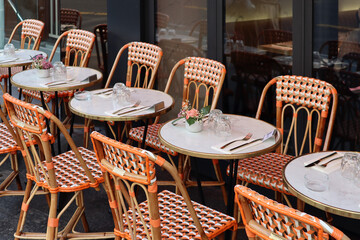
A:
[113,83,130,105]
[341,153,359,180]
[4,43,15,56]
[215,115,231,137]
[208,109,222,129]
[52,61,67,81]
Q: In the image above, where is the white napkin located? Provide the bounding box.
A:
[0,57,18,63]
[304,152,343,174]
[211,136,264,154]
[41,79,90,88]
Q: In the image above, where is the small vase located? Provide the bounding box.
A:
[185,120,203,133]
[37,69,50,78]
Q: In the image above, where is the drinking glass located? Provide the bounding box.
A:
[52,61,67,81]
[304,169,329,192]
[4,43,15,56]
[208,109,222,129]
[215,115,231,137]
[113,83,130,105]
[341,153,359,180]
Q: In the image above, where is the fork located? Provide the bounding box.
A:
[112,100,141,114]
[318,156,342,168]
[220,133,253,149]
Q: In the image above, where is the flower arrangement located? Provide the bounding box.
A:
[31,54,53,69]
[177,100,210,126]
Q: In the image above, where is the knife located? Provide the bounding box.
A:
[304,152,337,168]
[116,106,149,116]
[229,138,262,152]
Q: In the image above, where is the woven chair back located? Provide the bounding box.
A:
[105,42,163,89]
[234,185,348,240]
[3,93,98,191]
[257,75,337,156]
[90,131,209,239]
[165,57,225,111]
[8,19,44,50]
[60,8,82,29]
[49,29,95,67]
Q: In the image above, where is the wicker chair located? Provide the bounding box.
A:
[3,93,114,239]
[60,8,82,32]
[0,19,44,93]
[21,29,96,125]
[82,41,163,147]
[234,185,349,240]
[234,75,338,207]
[128,57,227,202]
[91,131,237,239]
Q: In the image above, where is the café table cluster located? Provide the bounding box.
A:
[0,18,355,240]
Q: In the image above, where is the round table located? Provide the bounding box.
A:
[12,66,103,153]
[283,151,360,220]
[159,114,281,214]
[0,49,47,94]
[69,88,174,147]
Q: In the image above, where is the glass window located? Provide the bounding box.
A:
[225,0,293,115]
[156,0,207,120]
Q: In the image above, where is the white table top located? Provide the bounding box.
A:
[159,115,281,160]
[284,151,360,219]
[11,66,102,91]
[0,49,46,68]
[69,88,174,121]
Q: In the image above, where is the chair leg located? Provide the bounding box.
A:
[212,159,227,205]
[14,180,33,240]
[46,192,59,240]
[77,191,89,232]
[10,153,22,190]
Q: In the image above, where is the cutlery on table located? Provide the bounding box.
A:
[94,89,113,95]
[304,152,337,168]
[115,101,164,116]
[112,100,141,114]
[318,156,342,168]
[229,137,263,152]
[220,133,253,149]
[116,105,148,116]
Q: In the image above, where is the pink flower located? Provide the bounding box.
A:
[186,109,199,119]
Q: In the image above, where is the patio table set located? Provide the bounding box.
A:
[0,18,355,240]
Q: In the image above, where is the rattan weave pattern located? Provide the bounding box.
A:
[0,123,19,154]
[22,19,44,40]
[34,147,103,191]
[119,190,236,239]
[129,124,178,156]
[237,153,294,194]
[128,42,162,69]
[66,29,95,54]
[235,185,331,240]
[184,57,225,88]
[276,75,332,112]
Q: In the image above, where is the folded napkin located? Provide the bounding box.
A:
[211,136,265,154]
[304,152,343,174]
[0,57,18,63]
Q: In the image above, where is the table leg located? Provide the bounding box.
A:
[226,159,235,215]
[141,119,149,149]
[40,91,55,157]
[8,67,11,95]
[192,158,205,205]
[55,92,61,153]
[18,88,22,100]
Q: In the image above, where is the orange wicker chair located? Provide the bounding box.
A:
[233,75,338,207]
[82,41,163,147]
[21,29,95,124]
[91,131,237,239]
[234,185,349,240]
[128,57,227,201]
[0,19,44,93]
[3,93,113,239]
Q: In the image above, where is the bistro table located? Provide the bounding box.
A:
[11,66,103,152]
[283,151,360,220]
[0,49,47,94]
[159,114,281,214]
[69,88,174,147]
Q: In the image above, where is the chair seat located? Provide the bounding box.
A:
[129,124,178,156]
[21,89,74,103]
[0,122,20,154]
[118,190,237,239]
[32,147,103,191]
[236,153,294,195]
